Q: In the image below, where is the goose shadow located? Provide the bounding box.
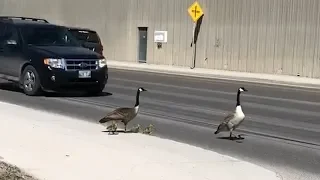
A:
[101,130,140,135]
[216,134,246,143]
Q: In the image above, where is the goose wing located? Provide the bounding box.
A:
[99,107,132,123]
[215,112,236,134]
[222,112,235,123]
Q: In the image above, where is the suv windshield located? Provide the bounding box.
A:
[21,26,80,46]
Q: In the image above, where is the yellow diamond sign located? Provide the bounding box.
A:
[188,1,204,22]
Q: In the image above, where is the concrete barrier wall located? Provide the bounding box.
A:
[1,0,320,78]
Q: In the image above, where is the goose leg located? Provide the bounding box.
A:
[112,126,116,134]
[231,128,243,139]
[229,129,233,140]
[229,128,238,140]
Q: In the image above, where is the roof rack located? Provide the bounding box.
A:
[67,26,96,32]
[0,16,49,23]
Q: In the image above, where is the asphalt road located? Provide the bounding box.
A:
[0,68,320,180]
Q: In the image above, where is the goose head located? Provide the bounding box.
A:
[238,87,248,93]
[138,87,147,92]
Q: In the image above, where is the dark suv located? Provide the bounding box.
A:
[0,16,108,96]
[68,26,104,55]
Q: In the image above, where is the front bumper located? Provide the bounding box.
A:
[39,65,108,92]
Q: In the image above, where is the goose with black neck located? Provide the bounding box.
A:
[214,87,248,140]
[99,87,147,132]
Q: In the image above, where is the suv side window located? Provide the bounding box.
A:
[0,22,5,37]
[4,25,19,43]
[0,22,6,52]
[1,24,21,52]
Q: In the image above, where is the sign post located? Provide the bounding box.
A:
[188,1,204,69]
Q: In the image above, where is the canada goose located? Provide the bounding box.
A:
[99,87,147,132]
[129,124,141,133]
[214,87,248,139]
[142,124,155,135]
[106,121,117,134]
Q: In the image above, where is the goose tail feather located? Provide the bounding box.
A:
[99,117,110,123]
[214,123,227,134]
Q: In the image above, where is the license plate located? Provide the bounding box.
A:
[78,70,91,78]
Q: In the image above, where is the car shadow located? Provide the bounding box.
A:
[0,81,113,97]
[44,91,113,98]
[0,82,23,93]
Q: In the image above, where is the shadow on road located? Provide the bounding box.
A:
[0,82,22,93]
[0,82,113,98]
[101,130,140,135]
[216,136,245,143]
[44,91,113,98]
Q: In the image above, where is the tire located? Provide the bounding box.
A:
[21,65,42,96]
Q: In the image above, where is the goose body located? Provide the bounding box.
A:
[228,105,245,128]
[214,87,248,139]
[99,87,147,132]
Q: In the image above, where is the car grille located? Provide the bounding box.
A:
[64,59,98,71]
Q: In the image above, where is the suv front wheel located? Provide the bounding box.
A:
[21,65,42,96]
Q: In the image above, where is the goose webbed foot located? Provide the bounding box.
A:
[237,134,245,140]
[229,135,236,140]
[229,131,241,140]
[124,125,127,133]
[229,130,235,140]
[229,133,244,140]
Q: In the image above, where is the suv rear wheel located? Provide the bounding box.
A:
[21,65,42,96]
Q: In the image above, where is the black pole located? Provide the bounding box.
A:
[191,42,196,69]
[190,14,204,69]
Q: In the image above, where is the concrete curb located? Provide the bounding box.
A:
[107,60,320,90]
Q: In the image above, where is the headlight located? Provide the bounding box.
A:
[98,58,107,68]
[44,58,65,69]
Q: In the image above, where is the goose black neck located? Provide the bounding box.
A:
[236,90,241,106]
[135,89,141,107]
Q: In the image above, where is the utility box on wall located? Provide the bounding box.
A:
[154,30,167,49]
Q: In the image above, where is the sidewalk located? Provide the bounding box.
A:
[107,60,320,89]
[0,101,281,180]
